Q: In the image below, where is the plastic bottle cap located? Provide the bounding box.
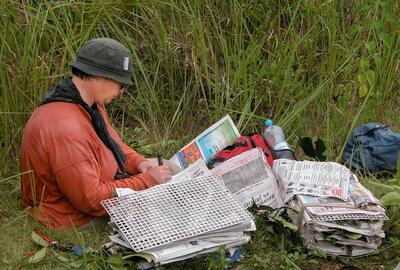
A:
[265,119,273,127]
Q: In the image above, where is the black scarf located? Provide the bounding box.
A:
[39,77,130,180]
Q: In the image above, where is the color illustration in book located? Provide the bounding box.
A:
[177,142,202,168]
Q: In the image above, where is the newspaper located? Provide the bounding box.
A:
[294,173,387,221]
[347,174,381,207]
[273,159,350,202]
[171,159,211,182]
[170,115,240,169]
[114,159,211,196]
[111,231,252,265]
[296,195,387,221]
[115,188,137,197]
[211,148,284,209]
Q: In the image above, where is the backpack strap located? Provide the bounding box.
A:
[246,134,277,159]
[246,135,257,148]
[352,123,388,138]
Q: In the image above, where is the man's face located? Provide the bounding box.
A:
[92,77,124,105]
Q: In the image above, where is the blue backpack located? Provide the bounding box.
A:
[343,123,400,174]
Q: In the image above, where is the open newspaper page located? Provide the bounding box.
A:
[273,159,350,202]
[171,159,211,182]
[170,115,240,169]
[115,160,212,196]
[211,148,284,209]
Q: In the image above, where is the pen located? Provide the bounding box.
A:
[157,154,163,166]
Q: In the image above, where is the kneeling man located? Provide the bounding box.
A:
[20,38,172,229]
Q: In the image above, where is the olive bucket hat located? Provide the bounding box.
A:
[72,38,133,85]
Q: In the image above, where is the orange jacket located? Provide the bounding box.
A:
[20,102,157,229]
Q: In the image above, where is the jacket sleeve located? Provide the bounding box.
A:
[99,105,147,174]
[54,155,158,216]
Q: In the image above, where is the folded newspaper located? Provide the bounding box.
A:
[273,159,388,256]
[211,148,284,209]
[102,175,255,265]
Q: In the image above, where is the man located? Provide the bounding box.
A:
[20,38,172,229]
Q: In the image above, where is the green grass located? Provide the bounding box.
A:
[1,0,399,269]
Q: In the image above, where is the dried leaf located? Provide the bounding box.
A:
[27,247,47,264]
[31,231,49,247]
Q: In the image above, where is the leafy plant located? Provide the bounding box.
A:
[298,137,327,161]
[367,179,400,207]
[206,247,231,270]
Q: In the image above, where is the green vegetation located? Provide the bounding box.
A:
[0,0,399,269]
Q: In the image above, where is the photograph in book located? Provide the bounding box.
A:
[176,142,202,169]
[170,115,240,169]
[211,148,284,209]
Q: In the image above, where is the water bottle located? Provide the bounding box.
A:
[264,119,296,160]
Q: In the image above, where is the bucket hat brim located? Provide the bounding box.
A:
[72,60,133,86]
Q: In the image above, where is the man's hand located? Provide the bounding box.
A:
[147,165,172,184]
[137,160,155,173]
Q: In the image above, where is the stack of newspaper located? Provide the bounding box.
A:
[273,159,388,256]
[102,175,255,265]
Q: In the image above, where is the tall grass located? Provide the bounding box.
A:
[0,0,399,268]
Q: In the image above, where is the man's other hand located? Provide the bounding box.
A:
[137,160,155,173]
[147,165,172,184]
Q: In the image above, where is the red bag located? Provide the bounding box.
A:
[208,133,275,168]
